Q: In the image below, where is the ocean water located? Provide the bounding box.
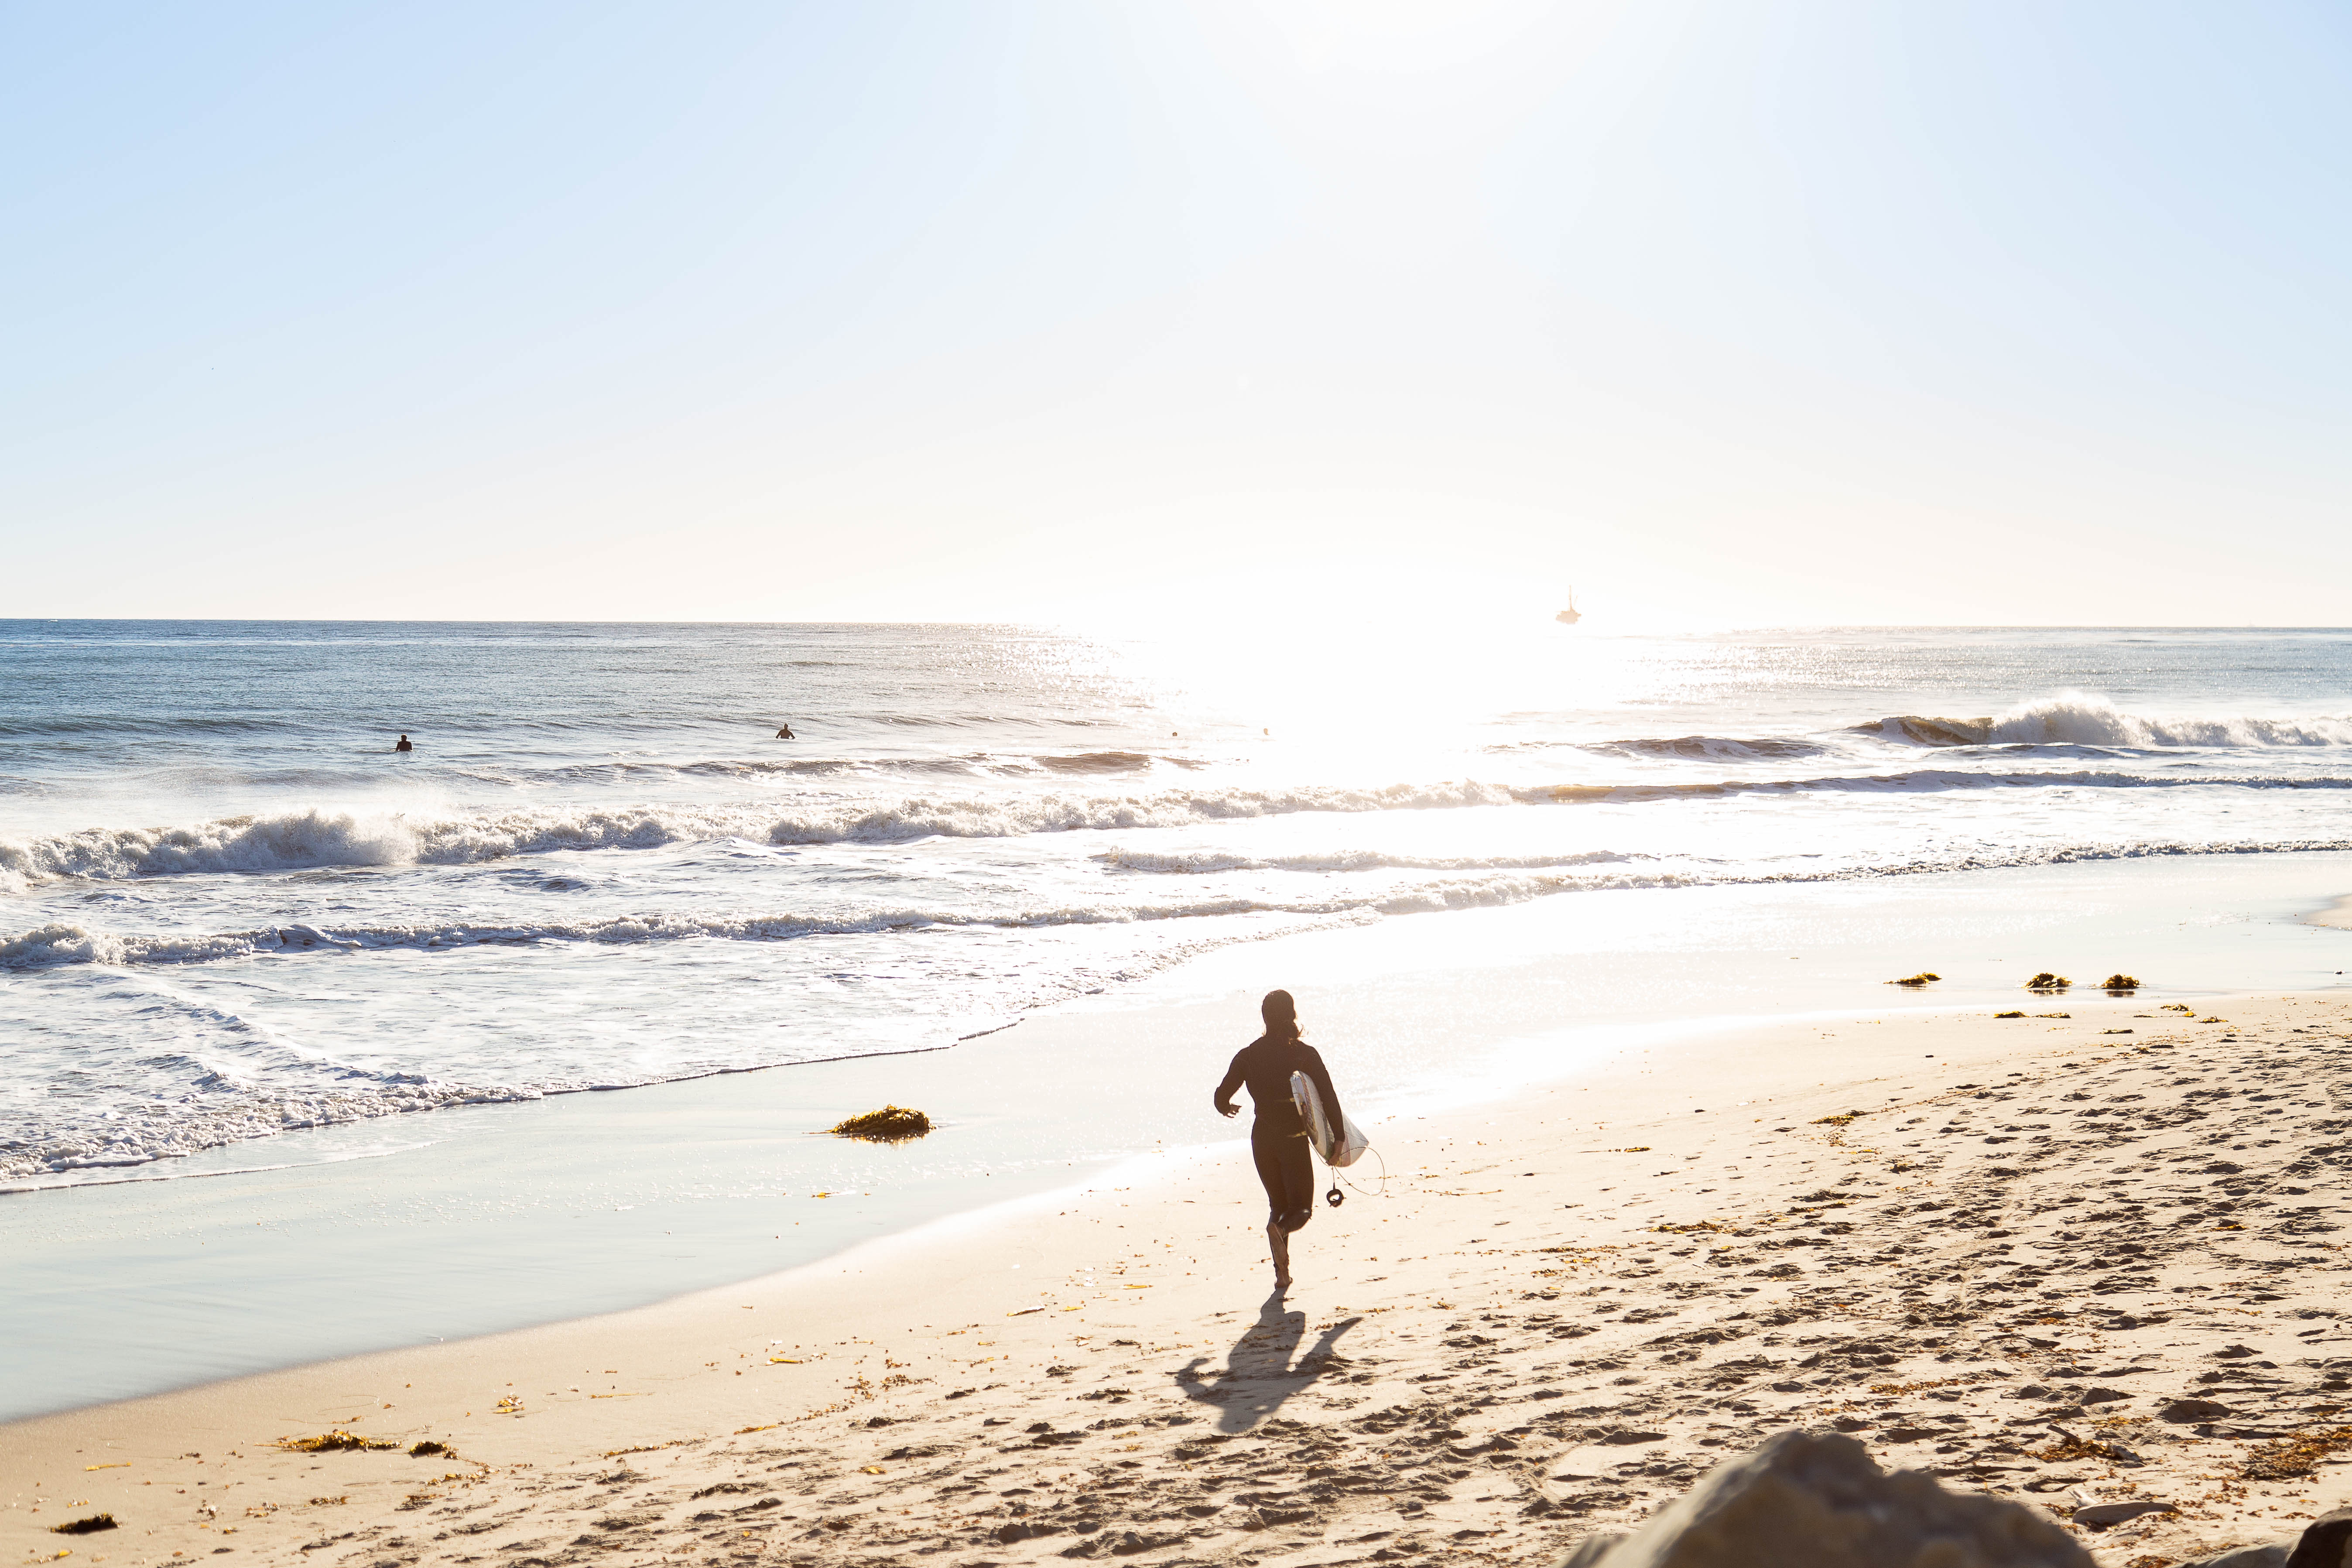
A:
[9,619,2352,1191]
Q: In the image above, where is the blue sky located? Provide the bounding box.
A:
[7,1,2352,627]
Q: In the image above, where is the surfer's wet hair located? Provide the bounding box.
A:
[1261,989,1301,1043]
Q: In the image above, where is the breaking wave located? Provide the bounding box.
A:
[17,757,2352,895]
[18,834,2352,974]
[0,783,1530,890]
[1860,694,2352,750]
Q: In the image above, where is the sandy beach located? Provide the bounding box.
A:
[20,2,2352,1561]
[11,988,2352,1568]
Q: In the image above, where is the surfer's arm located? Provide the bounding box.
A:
[1213,1051,1247,1119]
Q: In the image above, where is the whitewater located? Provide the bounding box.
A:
[10,619,2352,1186]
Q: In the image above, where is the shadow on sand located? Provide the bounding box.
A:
[1171,1291,1361,1433]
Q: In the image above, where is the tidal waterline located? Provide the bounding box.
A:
[6,849,2347,1421]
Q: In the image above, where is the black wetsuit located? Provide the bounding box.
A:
[1215,1034,1342,1234]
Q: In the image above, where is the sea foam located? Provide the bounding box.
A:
[0,782,1530,890]
[1862,693,2352,749]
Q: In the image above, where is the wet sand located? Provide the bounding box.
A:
[12,991,2352,1567]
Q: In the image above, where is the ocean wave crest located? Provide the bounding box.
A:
[13,762,2352,895]
[1860,694,2352,749]
[0,781,1530,890]
[0,874,1537,970]
[18,833,2352,972]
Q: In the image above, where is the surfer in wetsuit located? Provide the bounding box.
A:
[1213,989,1342,1291]
[394,734,413,752]
[775,724,795,739]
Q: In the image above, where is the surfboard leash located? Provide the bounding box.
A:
[1324,1143,1389,1206]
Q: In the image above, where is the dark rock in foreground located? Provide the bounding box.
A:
[2179,1544,2287,1568]
[2286,1504,2352,1568]
[1563,1429,2091,1568]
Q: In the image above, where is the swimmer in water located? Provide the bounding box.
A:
[394,734,413,752]
[1213,989,1342,1292]
[775,724,795,739]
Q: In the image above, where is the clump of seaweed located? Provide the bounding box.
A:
[2101,973,2141,991]
[1993,1010,2025,1019]
[2160,1003,2193,1013]
[1886,972,1941,987]
[408,1441,452,1458]
[277,1430,398,1453]
[2031,1432,2134,1463]
[2024,972,2070,991]
[2241,1424,2352,1481]
[50,1515,117,1536]
[826,1106,932,1143]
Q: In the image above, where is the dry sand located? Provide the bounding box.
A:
[12,991,2352,1568]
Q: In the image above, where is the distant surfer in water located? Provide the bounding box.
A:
[1214,989,1342,1292]
[775,724,795,739]
[394,734,413,752]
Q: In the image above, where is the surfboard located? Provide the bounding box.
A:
[1290,1070,1369,1168]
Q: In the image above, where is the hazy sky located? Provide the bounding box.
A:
[8,1,2352,628]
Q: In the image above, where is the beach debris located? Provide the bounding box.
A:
[2070,1499,2174,1529]
[275,1430,397,1453]
[1886,972,1941,987]
[1994,1010,2025,1018]
[825,1106,932,1143]
[495,1395,524,1416]
[2161,1002,2194,1012]
[2032,1429,2136,1464]
[2100,973,2140,991]
[2240,1425,2352,1481]
[48,1516,116,1536]
[2024,972,2071,991]
[1811,1111,1863,1126]
[1561,1429,2091,1565]
[407,1441,452,1458]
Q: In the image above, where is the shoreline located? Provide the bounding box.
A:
[16,990,2352,1567]
[2304,893,2352,930]
[10,851,2352,1426]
